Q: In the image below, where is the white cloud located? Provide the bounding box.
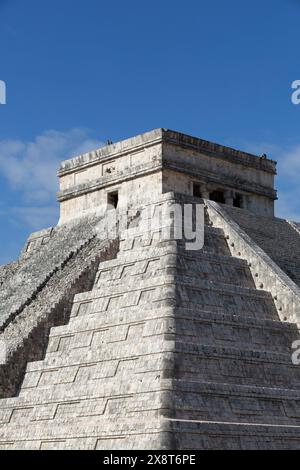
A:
[0,128,104,203]
[276,189,300,221]
[10,206,60,230]
[274,146,300,222]
[0,128,104,229]
[216,137,300,222]
[277,145,300,180]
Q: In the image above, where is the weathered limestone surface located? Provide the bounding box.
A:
[0,214,109,330]
[0,193,300,449]
[0,235,118,398]
[1,129,300,450]
[57,129,277,224]
[221,204,300,288]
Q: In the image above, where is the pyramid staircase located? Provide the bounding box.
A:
[1,198,300,449]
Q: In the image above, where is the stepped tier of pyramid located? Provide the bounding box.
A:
[1,129,300,450]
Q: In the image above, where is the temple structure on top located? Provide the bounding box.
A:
[57,129,277,224]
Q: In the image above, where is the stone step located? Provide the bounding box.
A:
[70,275,176,318]
[44,306,297,357]
[49,304,172,339]
[176,250,254,288]
[0,390,163,427]
[18,337,300,394]
[19,342,171,393]
[19,370,163,401]
[95,248,255,290]
[2,412,300,450]
[100,244,177,264]
[0,215,107,330]
[6,379,300,439]
[23,337,170,373]
[118,215,228,255]
[0,373,164,411]
[118,226,229,261]
[165,418,300,450]
[167,379,300,426]
[181,226,231,256]
[222,205,300,288]
[0,414,164,450]
[73,273,275,308]
[6,377,300,429]
[95,253,176,288]
[49,303,290,344]
[119,230,178,253]
[176,277,279,320]
[166,312,297,354]
[169,342,300,389]
[26,314,295,375]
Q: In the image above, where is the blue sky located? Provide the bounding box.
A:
[1,0,300,264]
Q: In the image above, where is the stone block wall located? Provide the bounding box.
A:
[2,177,300,449]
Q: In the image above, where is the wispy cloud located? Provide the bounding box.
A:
[276,190,300,221]
[10,206,60,230]
[0,128,104,229]
[277,145,300,180]
[246,143,300,222]
[219,138,300,222]
[275,145,300,221]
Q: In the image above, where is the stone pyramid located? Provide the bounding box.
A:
[1,129,300,450]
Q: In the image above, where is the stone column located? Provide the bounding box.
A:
[244,195,251,210]
[225,190,234,206]
[200,185,210,200]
